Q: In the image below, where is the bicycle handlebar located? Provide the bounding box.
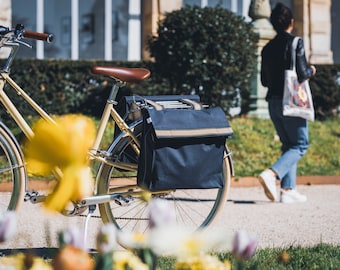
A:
[0,24,54,44]
[22,29,54,43]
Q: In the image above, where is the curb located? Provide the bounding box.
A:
[25,175,340,190]
[0,176,338,192]
[231,175,340,188]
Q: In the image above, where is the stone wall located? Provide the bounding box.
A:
[141,0,182,60]
[294,0,333,64]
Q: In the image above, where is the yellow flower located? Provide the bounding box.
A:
[0,253,53,270]
[113,251,149,270]
[175,254,231,270]
[24,114,96,212]
[24,114,95,171]
[30,257,53,270]
[44,165,93,212]
[181,235,205,257]
[0,253,24,269]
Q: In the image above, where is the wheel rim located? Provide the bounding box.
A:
[0,126,25,212]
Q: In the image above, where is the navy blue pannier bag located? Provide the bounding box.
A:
[137,106,233,191]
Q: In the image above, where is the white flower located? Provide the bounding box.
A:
[96,223,118,253]
[58,225,85,250]
[148,225,191,256]
[116,230,149,250]
[232,230,257,260]
[0,211,17,242]
[148,198,176,229]
[149,226,232,257]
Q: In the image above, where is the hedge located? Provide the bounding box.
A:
[0,59,339,128]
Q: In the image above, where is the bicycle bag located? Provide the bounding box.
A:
[137,106,233,191]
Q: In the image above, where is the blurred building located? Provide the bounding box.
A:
[0,0,338,63]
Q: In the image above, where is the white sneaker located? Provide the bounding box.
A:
[280,189,307,203]
[259,169,277,201]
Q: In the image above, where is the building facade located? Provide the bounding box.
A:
[1,0,338,63]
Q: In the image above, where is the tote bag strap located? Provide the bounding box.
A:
[290,36,300,72]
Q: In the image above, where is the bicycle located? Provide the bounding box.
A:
[0,24,234,233]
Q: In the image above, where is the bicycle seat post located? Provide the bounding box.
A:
[108,79,125,103]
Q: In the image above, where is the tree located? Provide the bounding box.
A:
[148,5,259,114]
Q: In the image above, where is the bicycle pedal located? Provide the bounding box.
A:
[24,190,46,203]
[114,195,134,206]
[24,190,39,201]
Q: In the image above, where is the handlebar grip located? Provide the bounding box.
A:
[22,30,54,43]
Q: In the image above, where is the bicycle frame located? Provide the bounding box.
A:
[0,41,142,210]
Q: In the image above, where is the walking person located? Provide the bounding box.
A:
[259,2,316,203]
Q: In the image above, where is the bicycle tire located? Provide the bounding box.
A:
[97,120,233,232]
[0,122,26,212]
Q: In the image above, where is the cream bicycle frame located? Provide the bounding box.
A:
[0,72,139,153]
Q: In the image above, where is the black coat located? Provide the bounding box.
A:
[261,31,314,100]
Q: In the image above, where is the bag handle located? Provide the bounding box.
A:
[145,98,202,111]
[181,98,202,110]
[145,99,163,110]
[290,37,300,71]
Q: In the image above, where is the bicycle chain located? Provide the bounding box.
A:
[79,214,148,221]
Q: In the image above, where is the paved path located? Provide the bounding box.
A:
[0,184,339,251]
[215,184,340,248]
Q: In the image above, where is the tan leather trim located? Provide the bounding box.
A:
[155,127,233,138]
[145,99,163,110]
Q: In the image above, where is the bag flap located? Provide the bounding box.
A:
[145,107,233,138]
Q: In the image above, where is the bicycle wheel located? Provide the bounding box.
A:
[0,122,26,212]
[97,120,232,233]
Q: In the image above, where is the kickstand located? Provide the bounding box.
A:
[83,204,96,249]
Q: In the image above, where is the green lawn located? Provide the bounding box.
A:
[157,244,340,270]
[227,117,340,177]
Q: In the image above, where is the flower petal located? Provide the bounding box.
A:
[44,166,92,212]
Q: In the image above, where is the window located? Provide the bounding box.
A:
[11,0,134,60]
[182,0,252,18]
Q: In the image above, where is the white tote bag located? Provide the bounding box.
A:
[282,37,315,121]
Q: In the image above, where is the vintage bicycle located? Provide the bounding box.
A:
[0,24,234,233]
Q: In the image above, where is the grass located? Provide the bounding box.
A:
[157,244,340,270]
[227,117,340,177]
